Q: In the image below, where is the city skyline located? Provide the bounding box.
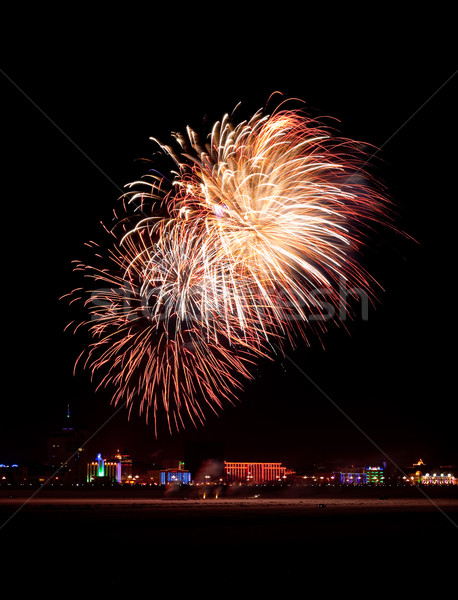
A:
[2,446,456,488]
[2,403,456,485]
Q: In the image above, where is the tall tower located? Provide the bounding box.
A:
[46,404,86,484]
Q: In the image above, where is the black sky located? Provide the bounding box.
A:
[1,12,456,471]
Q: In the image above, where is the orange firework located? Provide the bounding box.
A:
[68,217,271,434]
[67,98,390,432]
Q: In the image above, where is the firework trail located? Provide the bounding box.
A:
[69,219,271,433]
[66,98,390,432]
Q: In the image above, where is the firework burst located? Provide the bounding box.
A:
[66,98,391,432]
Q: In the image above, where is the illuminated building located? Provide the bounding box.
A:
[405,459,425,484]
[224,462,287,484]
[160,461,191,485]
[339,466,385,485]
[409,470,423,484]
[87,453,121,484]
[104,459,120,482]
[340,472,367,484]
[421,472,456,485]
[366,467,385,484]
[401,459,457,485]
[115,450,132,483]
[160,468,191,485]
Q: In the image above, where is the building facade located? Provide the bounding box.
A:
[160,469,191,485]
[87,453,121,484]
[340,471,367,484]
[224,462,286,484]
[114,450,133,483]
[421,472,456,485]
[339,466,385,485]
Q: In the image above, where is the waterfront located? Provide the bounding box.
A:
[1,487,456,592]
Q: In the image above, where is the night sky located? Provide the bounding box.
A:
[1,13,456,472]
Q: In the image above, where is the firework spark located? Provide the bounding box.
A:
[67,98,390,432]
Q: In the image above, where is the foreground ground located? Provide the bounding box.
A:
[1,486,456,592]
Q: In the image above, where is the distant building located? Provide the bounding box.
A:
[0,464,28,485]
[145,460,190,485]
[399,458,427,485]
[366,467,385,484]
[224,462,287,484]
[87,453,121,484]
[340,471,367,485]
[47,405,86,484]
[115,450,132,483]
[160,468,191,485]
[338,466,385,485]
[400,459,457,485]
[421,472,456,485]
